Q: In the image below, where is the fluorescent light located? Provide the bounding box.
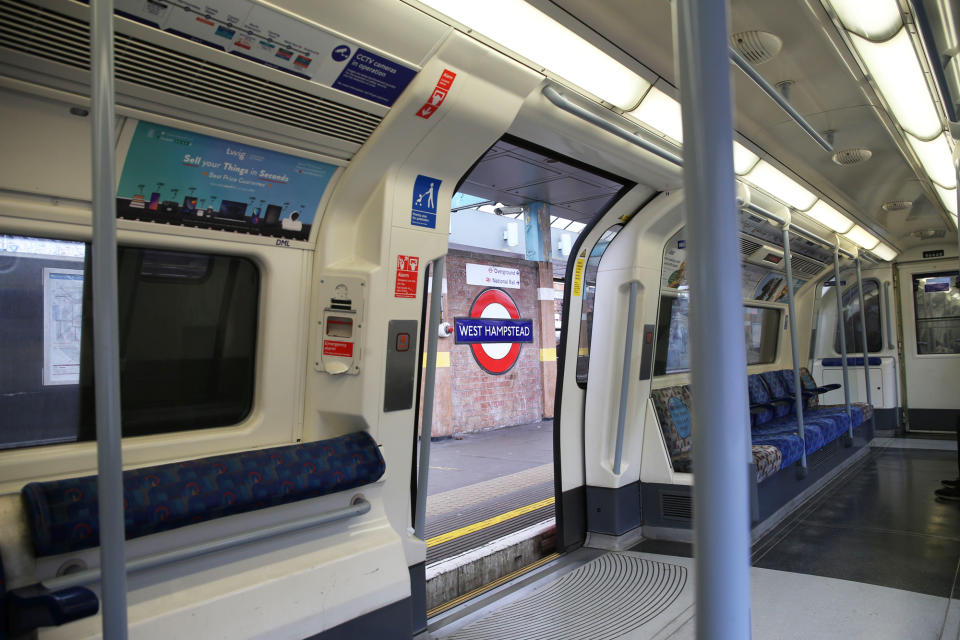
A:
[870,242,898,261]
[849,29,941,139]
[843,224,880,250]
[567,221,586,233]
[551,216,572,228]
[628,87,683,143]
[420,0,649,110]
[906,133,956,188]
[934,184,958,215]
[733,142,760,175]
[827,0,902,40]
[806,199,854,233]
[742,161,817,210]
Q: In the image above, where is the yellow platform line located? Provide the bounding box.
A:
[426,496,556,548]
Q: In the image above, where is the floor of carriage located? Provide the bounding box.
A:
[426,437,960,639]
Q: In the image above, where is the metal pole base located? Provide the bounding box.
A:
[796,465,809,480]
[843,434,854,448]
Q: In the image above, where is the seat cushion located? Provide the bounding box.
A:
[753,445,783,483]
[22,431,385,557]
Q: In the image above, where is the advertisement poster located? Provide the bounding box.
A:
[42,268,84,386]
[117,122,337,242]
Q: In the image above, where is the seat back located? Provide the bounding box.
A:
[650,385,693,472]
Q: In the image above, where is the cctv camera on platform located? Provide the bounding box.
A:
[494,205,525,216]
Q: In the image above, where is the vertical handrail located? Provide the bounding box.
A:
[855,253,874,423]
[613,280,639,475]
[782,225,807,471]
[884,281,894,350]
[676,1,753,637]
[832,243,854,439]
[90,0,128,636]
[414,257,444,540]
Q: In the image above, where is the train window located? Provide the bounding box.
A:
[912,271,960,355]
[575,224,623,387]
[0,235,259,450]
[743,305,780,365]
[834,279,882,353]
[652,298,779,376]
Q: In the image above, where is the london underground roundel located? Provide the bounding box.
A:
[454,288,534,375]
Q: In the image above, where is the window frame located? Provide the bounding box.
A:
[0,220,308,492]
[575,223,624,388]
[911,270,960,356]
[832,277,882,355]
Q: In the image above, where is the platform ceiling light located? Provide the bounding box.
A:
[420,0,649,110]
[847,29,942,140]
[629,87,683,143]
[827,0,902,41]
[870,241,898,261]
[843,224,880,250]
[733,142,761,175]
[742,161,817,211]
[806,199,854,233]
[567,221,586,233]
[551,216,572,228]
[906,133,957,188]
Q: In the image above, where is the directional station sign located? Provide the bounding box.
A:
[455,288,533,375]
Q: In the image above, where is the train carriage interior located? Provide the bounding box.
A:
[1,0,960,638]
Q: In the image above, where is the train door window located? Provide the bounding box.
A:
[834,279,881,353]
[912,271,960,354]
[575,224,623,386]
[0,234,259,450]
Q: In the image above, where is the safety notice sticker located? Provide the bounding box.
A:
[323,340,354,357]
[395,254,420,298]
[411,175,441,229]
[416,69,456,119]
[572,256,586,297]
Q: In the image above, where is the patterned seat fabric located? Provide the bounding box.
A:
[22,431,385,557]
[650,385,693,473]
[752,445,782,483]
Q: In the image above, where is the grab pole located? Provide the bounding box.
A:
[676,1,752,637]
[782,224,807,472]
[832,241,854,439]
[854,252,874,428]
[90,0,129,636]
[414,257,444,540]
[613,280,639,474]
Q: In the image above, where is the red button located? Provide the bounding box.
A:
[645,331,653,344]
[396,333,410,352]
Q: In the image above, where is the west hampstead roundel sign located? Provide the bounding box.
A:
[454,288,534,375]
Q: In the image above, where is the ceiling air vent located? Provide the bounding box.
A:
[730,31,783,65]
[911,229,947,240]
[739,236,763,257]
[660,492,693,521]
[0,0,383,146]
[831,148,872,166]
[791,254,827,277]
[881,200,913,212]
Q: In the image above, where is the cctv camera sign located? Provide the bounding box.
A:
[465,263,521,289]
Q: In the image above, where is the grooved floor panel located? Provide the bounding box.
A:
[442,553,690,640]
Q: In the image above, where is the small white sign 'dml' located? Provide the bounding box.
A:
[466,263,521,289]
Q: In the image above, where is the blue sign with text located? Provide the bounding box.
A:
[411,174,441,229]
[454,318,534,344]
[332,47,417,106]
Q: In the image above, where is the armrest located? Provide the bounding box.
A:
[6,584,99,634]
[815,384,841,394]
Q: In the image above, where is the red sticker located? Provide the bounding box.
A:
[395,254,420,298]
[323,340,354,358]
[416,69,456,119]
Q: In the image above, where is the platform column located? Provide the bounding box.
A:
[675,1,753,638]
[529,201,557,418]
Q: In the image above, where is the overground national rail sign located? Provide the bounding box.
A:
[455,288,533,375]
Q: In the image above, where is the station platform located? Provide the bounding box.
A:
[423,420,556,609]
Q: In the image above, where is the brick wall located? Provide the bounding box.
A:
[445,249,544,432]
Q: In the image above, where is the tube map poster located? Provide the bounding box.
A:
[116,121,337,242]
